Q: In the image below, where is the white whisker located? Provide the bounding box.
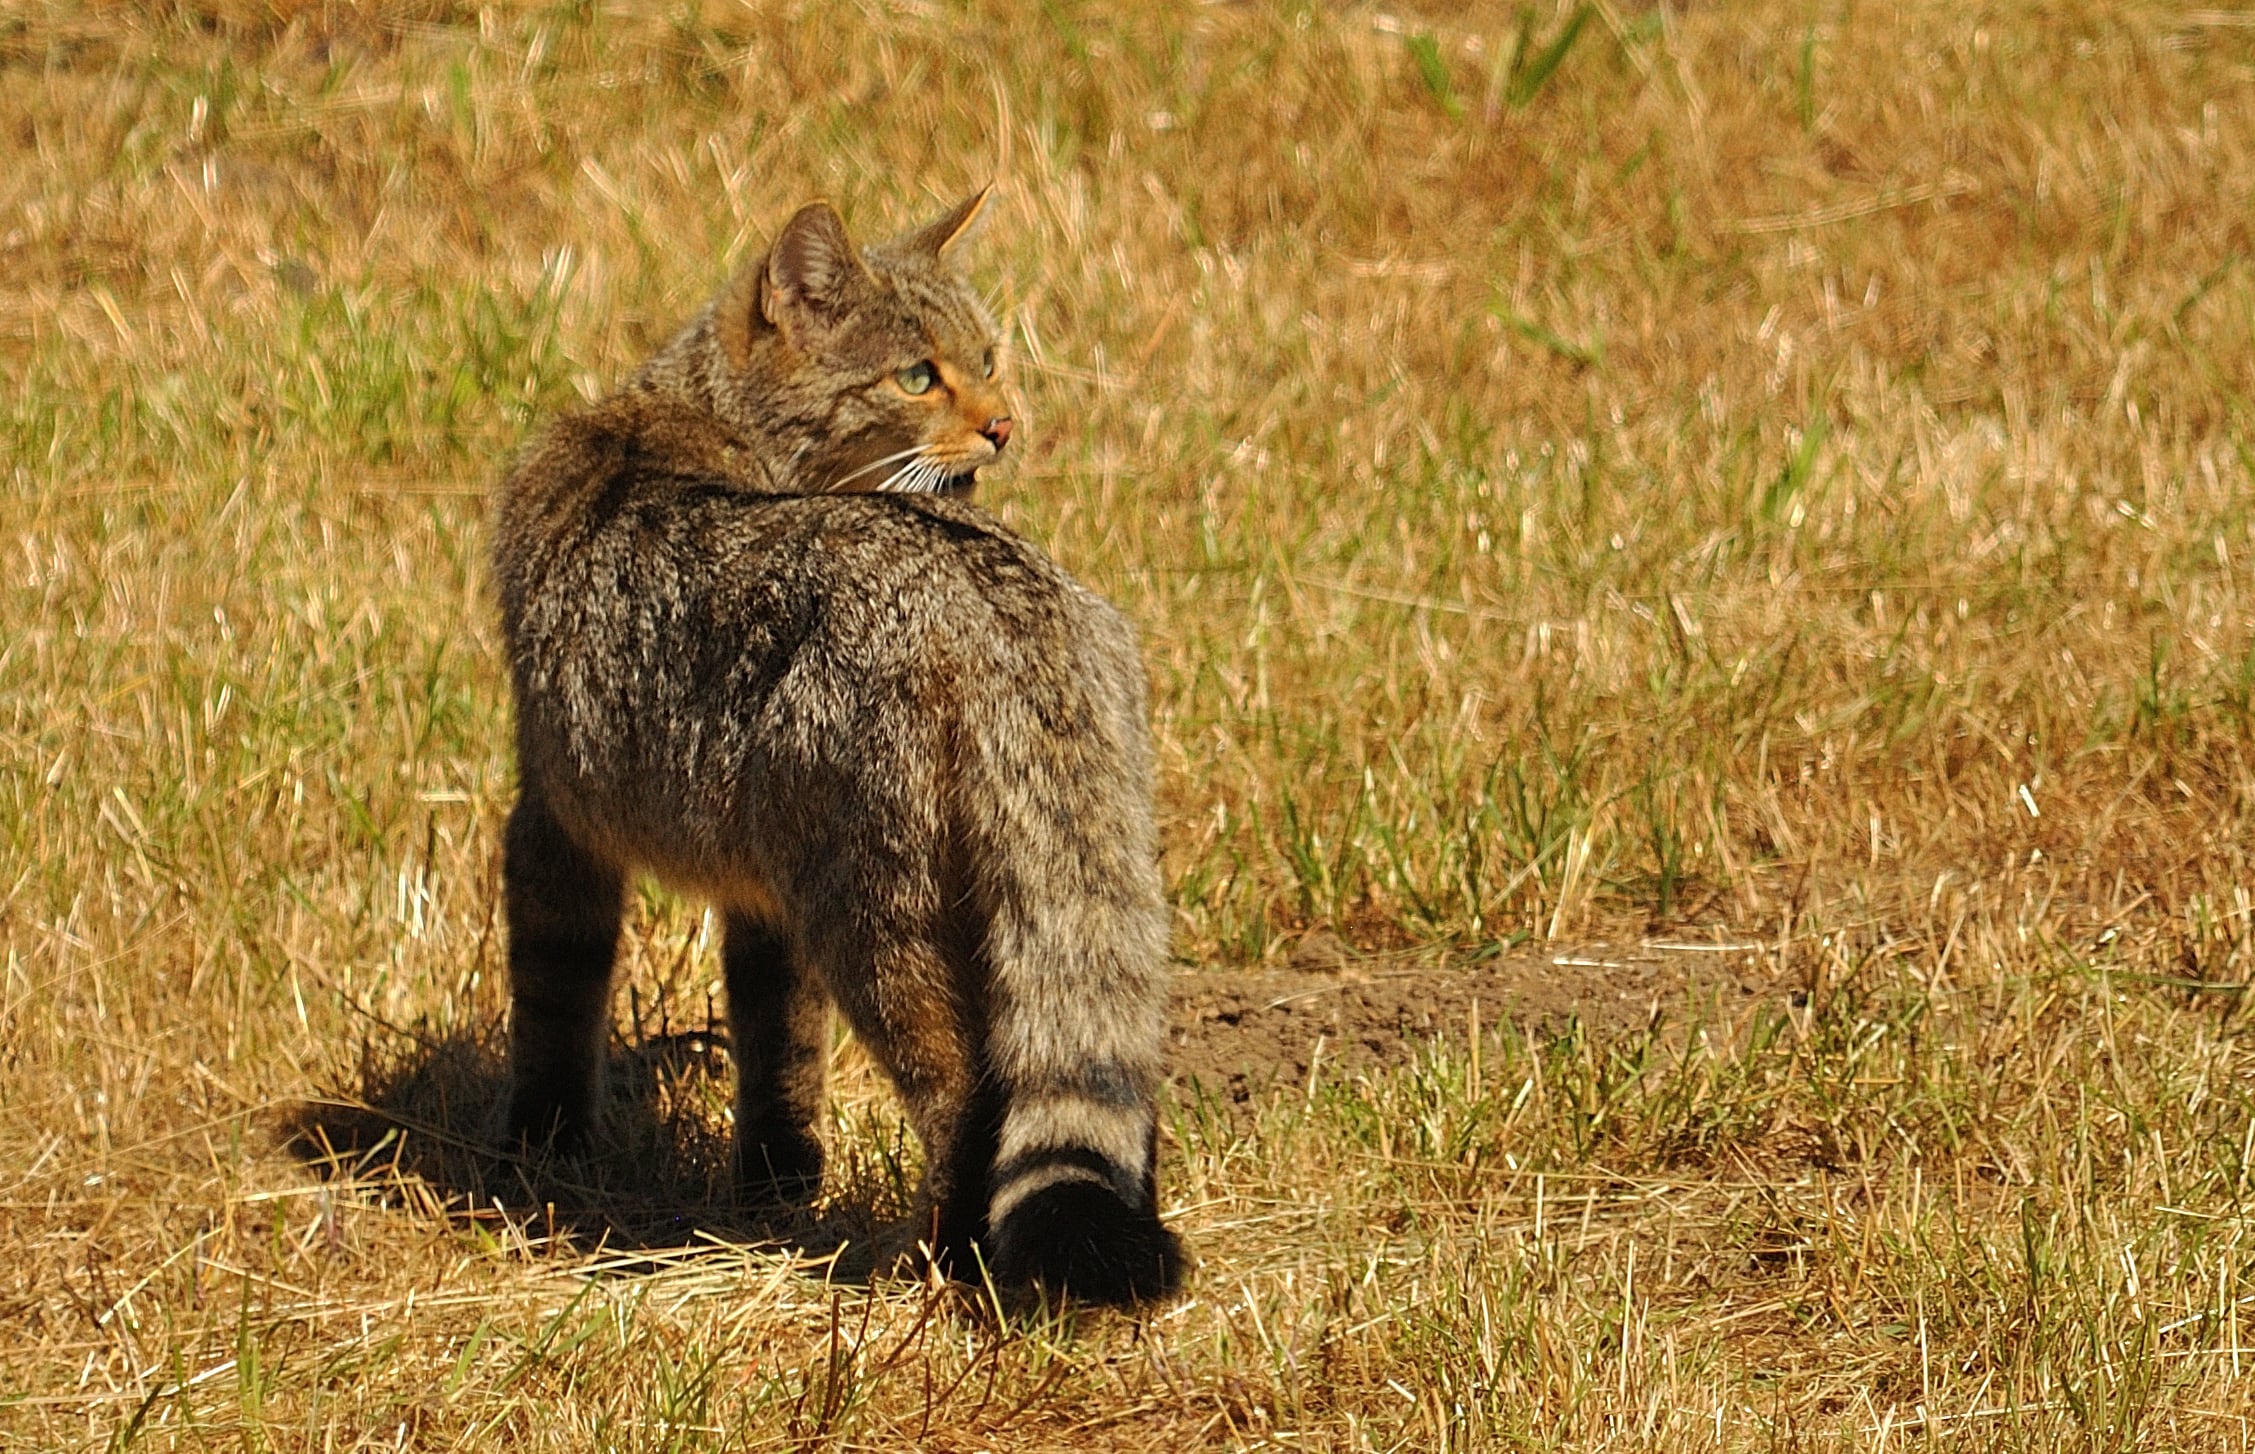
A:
[826,445,929,492]
[876,450,947,493]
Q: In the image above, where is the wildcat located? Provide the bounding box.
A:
[490,190,1184,1306]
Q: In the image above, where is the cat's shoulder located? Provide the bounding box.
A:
[505,386,777,499]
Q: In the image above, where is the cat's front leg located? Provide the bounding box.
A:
[502,790,625,1154]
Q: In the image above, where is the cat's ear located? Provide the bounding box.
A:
[760,201,875,349]
[895,186,992,261]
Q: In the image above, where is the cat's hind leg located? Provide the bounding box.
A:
[723,913,831,1203]
[502,791,625,1154]
[797,911,989,1279]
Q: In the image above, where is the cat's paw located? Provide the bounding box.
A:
[503,1082,596,1158]
[732,1128,825,1206]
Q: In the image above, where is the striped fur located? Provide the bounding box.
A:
[491,195,1185,1306]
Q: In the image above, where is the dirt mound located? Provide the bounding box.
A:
[1168,933,1788,1104]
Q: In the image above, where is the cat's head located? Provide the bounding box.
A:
[681,191,1013,496]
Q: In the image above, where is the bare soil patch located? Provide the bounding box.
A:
[1168,932,1790,1104]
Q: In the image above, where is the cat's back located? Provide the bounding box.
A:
[494,408,1143,856]
[626,488,1143,735]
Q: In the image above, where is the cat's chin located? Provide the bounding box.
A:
[935,473,979,499]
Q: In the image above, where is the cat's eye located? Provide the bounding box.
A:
[896,361,938,395]
[981,347,997,379]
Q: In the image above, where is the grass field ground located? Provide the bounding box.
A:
[6,1,2255,1447]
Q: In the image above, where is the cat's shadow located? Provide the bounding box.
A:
[282,1018,912,1283]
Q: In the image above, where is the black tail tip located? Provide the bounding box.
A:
[988,1179,1187,1308]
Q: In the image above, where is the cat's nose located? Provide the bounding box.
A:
[980,417,1012,452]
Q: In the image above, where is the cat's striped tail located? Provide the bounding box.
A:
[974,873,1184,1305]
[960,620,1186,1306]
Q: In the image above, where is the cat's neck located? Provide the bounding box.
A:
[629,310,791,460]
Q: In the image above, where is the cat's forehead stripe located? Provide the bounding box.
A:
[878,265,994,348]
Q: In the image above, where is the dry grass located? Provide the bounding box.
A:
[6,0,2255,1447]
